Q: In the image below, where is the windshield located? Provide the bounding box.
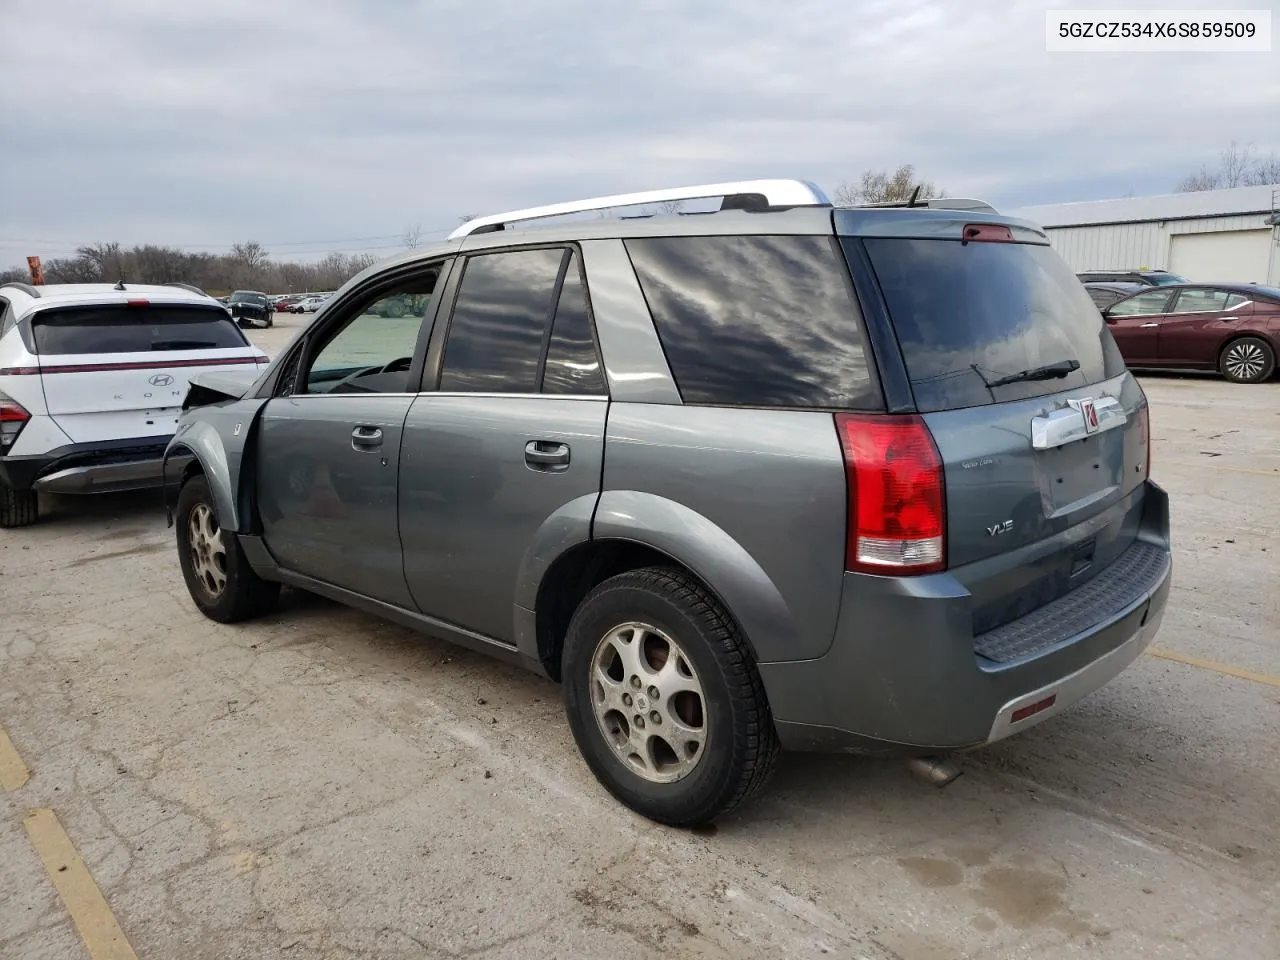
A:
[856,237,1127,412]
[230,291,267,305]
[1147,273,1188,285]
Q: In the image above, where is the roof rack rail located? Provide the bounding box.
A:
[162,282,207,296]
[449,179,832,239]
[849,197,999,214]
[0,281,41,298]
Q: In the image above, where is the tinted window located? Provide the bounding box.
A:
[626,235,880,409]
[1172,289,1230,313]
[860,238,1127,412]
[542,254,605,395]
[1147,273,1188,285]
[1108,289,1174,317]
[440,248,565,393]
[32,305,248,354]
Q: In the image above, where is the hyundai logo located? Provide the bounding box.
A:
[148,374,175,387]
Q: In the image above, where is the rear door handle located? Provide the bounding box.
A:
[351,425,383,451]
[525,440,570,470]
[1140,322,1159,328]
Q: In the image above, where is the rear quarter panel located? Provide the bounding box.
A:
[595,404,849,662]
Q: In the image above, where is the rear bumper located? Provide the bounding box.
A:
[0,436,191,495]
[761,480,1172,754]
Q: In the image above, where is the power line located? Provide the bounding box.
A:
[0,223,458,252]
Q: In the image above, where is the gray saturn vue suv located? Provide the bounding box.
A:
[164,179,1172,826]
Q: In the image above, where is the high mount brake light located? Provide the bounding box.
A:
[962,224,1014,243]
[834,413,946,575]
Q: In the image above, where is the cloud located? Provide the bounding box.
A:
[3,0,1277,262]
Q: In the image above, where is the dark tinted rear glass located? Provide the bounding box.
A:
[32,304,249,355]
[439,247,565,393]
[542,253,606,396]
[625,235,881,409]
[858,238,1126,412]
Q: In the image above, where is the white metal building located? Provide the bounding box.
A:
[1011,184,1280,285]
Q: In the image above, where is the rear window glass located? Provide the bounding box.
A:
[625,235,881,409]
[858,238,1126,412]
[31,304,248,355]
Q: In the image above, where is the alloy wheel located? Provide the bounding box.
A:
[188,502,228,598]
[589,621,707,783]
[1224,341,1266,381]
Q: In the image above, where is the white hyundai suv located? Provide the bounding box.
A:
[0,281,268,527]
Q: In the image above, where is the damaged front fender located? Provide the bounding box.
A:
[163,397,271,533]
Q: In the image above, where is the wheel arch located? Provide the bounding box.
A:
[531,491,798,681]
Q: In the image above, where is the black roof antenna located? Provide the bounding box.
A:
[906,185,922,207]
[114,279,127,290]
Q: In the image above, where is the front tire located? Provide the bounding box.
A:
[0,481,38,528]
[176,475,279,622]
[562,567,779,826]
[1219,337,1275,383]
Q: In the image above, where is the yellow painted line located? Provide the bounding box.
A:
[23,808,139,960]
[0,725,31,791]
[1146,647,1280,689]
[1162,461,1280,478]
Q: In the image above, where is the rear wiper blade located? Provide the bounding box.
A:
[980,359,1080,388]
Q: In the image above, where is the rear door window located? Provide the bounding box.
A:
[439,248,565,393]
[857,237,1127,412]
[31,304,248,354]
[1171,289,1229,313]
[541,252,606,396]
[625,235,881,409]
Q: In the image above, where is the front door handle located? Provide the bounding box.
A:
[1140,322,1159,328]
[351,425,383,452]
[525,440,570,470]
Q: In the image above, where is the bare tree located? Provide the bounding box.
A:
[1176,140,1280,191]
[230,241,270,271]
[402,224,423,249]
[834,165,944,205]
[0,265,31,284]
[1253,153,1280,187]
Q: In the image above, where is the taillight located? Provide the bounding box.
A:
[835,413,946,575]
[0,393,31,451]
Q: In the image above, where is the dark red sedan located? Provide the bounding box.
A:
[1101,283,1280,384]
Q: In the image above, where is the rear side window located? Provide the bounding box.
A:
[439,248,564,393]
[31,304,248,355]
[542,253,606,396]
[625,235,881,409]
[858,238,1127,412]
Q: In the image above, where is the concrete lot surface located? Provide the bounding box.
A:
[2,313,1278,959]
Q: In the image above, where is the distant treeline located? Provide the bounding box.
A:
[1,241,380,296]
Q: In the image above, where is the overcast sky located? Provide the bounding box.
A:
[3,0,1277,264]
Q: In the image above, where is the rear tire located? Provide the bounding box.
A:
[1219,337,1275,383]
[0,481,38,528]
[176,474,279,622]
[562,566,779,826]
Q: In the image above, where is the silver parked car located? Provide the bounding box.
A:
[164,179,1172,825]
